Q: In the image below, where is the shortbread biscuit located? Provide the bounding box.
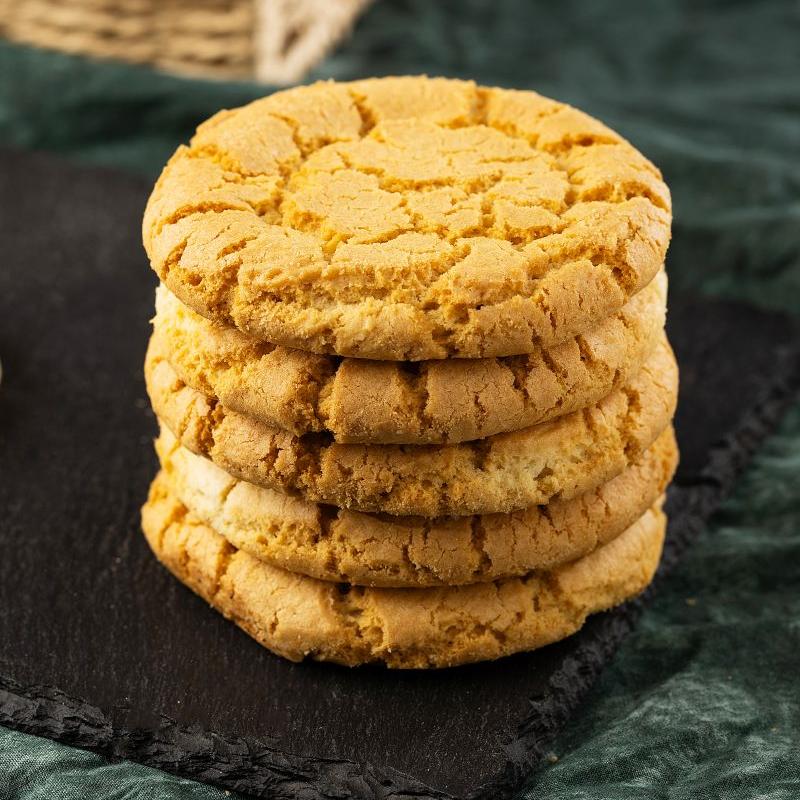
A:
[142,475,666,668]
[153,270,667,444]
[142,76,671,360]
[145,335,678,516]
[156,425,677,587]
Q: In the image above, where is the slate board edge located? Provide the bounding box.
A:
[2,351,799,800]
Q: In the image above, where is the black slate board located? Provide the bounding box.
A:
[1,148,799,800]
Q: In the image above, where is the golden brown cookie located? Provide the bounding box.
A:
[145,334,678,516]
[156,425,677,587]
[152,270,667,444]
[142,76,671,360]
[142,474,666,668]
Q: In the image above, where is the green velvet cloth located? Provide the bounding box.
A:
[1,0,799,796]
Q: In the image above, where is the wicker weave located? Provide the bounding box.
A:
[0,0,372,82]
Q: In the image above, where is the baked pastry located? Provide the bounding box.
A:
[145,334,678,516]
[151,270,667,444]
[142,76,671,360]
[155,425,677,587]
[142,474,666,668]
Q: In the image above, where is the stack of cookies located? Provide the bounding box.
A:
[140,76,678,669]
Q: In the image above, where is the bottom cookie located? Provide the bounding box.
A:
[141,475,666,669]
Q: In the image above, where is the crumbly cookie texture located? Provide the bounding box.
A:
[142,76,671,360]
[144,334,678,516]
[142,475,666,668]
[156,425,677,587]
[153,270,667,445]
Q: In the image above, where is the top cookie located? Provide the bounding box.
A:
[143,76,671,360]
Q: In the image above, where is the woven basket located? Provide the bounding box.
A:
[0,0,372,83]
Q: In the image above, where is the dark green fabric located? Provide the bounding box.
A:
[0,727,235,800]
[1,0,799,796]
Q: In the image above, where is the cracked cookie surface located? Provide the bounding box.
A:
[142,76,671,360]
[144,334,678,516]
[153,270,666,444]
[141,475,666,668]
[156,425,677,587]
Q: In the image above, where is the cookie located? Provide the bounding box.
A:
[142,474,666,668]
[156,425,677,587]
[144,334,678,516]
[142,76,671,360]
[152,270,667,445]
